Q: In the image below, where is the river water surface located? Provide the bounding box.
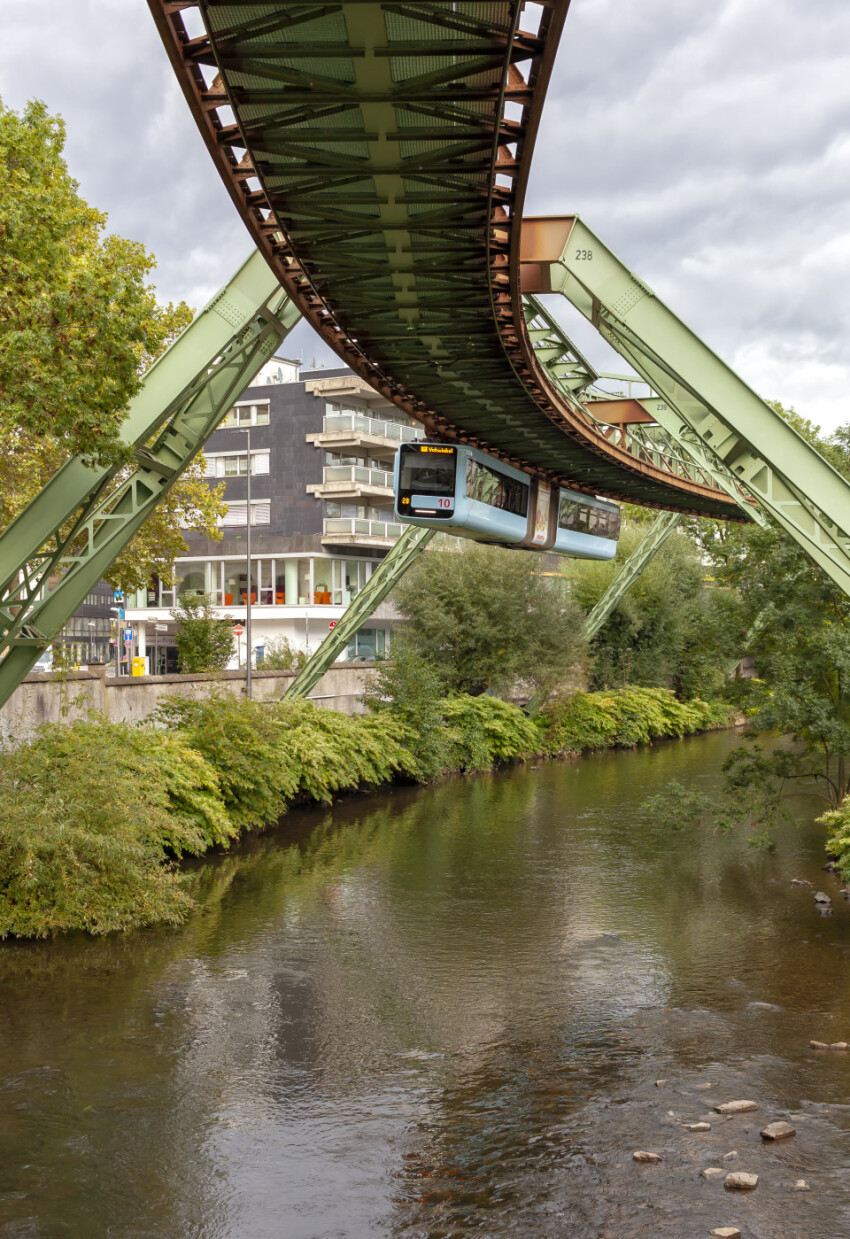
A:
[2,730,850,1238]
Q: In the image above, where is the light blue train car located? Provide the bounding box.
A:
[393,442,620,559]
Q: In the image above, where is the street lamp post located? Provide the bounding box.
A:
[235,427,252,698]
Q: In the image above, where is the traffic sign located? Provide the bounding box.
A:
[113,589,124,602]
[233,624,244,637]
[328,620,337,630]
[123,628,133,642]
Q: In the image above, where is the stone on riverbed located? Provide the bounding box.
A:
[725,1171,758,1190]
[714,1100,758,1114]
[701,1167,726,1180]
[792,1179,811,1192]
[829,1041,848,1050]
[655,1079,667,1086]
[810,1040,829,1049]
[791,878,812,887]
[709,1229,742,1239]
[633,1150,662,1163]
[814,891,831,903]
[684,1122,712,1132]
[761,1120,796,1141]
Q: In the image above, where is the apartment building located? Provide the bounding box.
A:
[124,355,423,672]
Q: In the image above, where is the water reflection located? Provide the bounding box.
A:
[1,731,849,1237]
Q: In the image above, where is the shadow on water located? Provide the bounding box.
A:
[1,729,850,1237]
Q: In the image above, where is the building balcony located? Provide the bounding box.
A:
[306,463,394,502]
[306,413,423,460]
[321,517,404,548]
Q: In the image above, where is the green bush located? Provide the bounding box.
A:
[441,694,541,771]
[155,694,417,822]
[0,720,226,938]
[820,801,850,881]
[538,686,730,755]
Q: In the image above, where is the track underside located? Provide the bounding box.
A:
[150,0,741,520]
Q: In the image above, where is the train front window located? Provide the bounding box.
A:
[399,445,457,495]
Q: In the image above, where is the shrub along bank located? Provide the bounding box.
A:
[0,688,732,939]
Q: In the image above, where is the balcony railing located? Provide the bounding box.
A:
[323,464,394,489]
[323,413,422,442]
[323,517,404,540]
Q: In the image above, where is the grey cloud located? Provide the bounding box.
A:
[1,0,848,420]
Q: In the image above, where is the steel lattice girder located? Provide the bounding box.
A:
[0,255,300,709]
[582,512,683,641]
[284,525,435,699]
[149,0,742,519]
[522,214,850,598]
[521,295,766,520]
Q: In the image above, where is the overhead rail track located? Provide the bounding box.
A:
[149,0,742,520]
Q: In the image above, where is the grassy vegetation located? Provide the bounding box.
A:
[0,688,731,940]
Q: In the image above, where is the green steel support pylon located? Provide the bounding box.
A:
[582,512,682,640]
[0,252,300,709]
[544,217,850,597]
[284,526,435,700]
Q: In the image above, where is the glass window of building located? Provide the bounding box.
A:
[220,402,270,428]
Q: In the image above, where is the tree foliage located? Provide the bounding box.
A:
[171,593,235,674]
[390,540,587,699]
[0,97,225,590]
[568,521,737,698]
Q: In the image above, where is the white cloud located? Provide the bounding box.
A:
[1,0,849,409]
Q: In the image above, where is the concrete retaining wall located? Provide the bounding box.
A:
[0,664,379,741]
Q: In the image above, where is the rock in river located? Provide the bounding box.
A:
[725,1171,759,1190]
[792,1179,811,1192]
[633,1150,662,1163]
[761,1121,796,1141]
[684,1122,712,1132]
[710,1229,742,1239]
[714,1100,758,1114]
[701,1167,726,1180]
[810,1040,829,1050]
[829,1041,848,1050]
[814,891,831,904]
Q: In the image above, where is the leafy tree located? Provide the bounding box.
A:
[390,540,587,699]
[568,520,737,698]
[0,97,225,590]
[259,636,307,672]
[647,405,850,861]
[171,593,234,674]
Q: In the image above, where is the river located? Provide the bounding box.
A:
[1,729,849,1238]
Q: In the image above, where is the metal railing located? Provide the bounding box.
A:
[322,464,394,489]
[323,413,422,442]
[323,517,404,540]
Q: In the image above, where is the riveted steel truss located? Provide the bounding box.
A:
[284,525,435,698]
[526,215,850,597]
[149,0,741,519]
[582,512,682,640]
[0,253,299,709]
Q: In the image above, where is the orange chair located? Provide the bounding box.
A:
[224,592,233,605]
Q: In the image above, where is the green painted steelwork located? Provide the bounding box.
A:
[284,525,435,699]
[522,297,766,524]
[546,217,850,595]
[582,512,682,641]
[0,254,300,709]
[151,0,741,520]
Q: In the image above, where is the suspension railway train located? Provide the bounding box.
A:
[394,442,620,560]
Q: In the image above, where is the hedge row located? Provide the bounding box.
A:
[0,688,730,939]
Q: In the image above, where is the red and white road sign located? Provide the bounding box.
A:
[233,624,244,637]
[328,620,337,630]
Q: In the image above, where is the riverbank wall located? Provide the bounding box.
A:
[0,663,380,741]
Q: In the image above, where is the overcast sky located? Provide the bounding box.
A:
[2,0,850,427]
